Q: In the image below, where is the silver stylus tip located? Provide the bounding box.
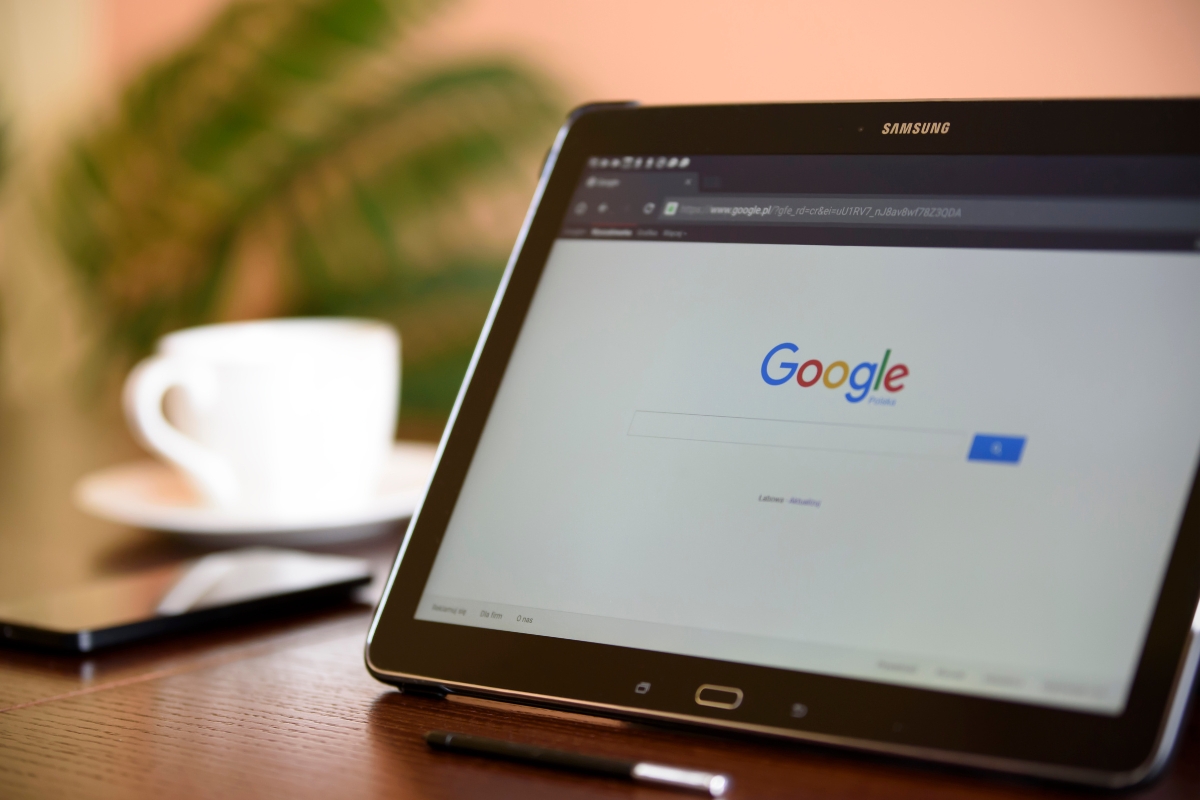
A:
[632,762,731,797]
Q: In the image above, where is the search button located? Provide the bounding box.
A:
[968,434,1026,464]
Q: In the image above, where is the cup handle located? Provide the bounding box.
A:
[122,355,238,506]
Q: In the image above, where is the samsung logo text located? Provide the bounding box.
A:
[881,122,950,135]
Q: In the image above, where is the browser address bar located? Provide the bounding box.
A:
[658,196,1200,232]
[628,411,969,459]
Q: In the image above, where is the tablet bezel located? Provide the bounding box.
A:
[366,99,1200,787]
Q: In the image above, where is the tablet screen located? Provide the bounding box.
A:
[416,155,1200,716]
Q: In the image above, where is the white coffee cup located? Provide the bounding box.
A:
[123,318,399,519]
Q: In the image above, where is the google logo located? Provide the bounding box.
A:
[761,344,909,403]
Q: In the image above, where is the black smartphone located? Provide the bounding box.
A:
[0,547,371,652]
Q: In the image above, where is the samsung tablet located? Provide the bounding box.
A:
[366,99,1200,787]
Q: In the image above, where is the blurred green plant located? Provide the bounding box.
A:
[49,0,560,419]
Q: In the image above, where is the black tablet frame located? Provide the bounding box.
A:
[367,99,1200,788]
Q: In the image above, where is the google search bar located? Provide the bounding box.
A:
[628,411,969,458]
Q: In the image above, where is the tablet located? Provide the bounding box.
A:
[367,100,1200,787]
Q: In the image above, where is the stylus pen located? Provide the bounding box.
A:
[425,730,730,796]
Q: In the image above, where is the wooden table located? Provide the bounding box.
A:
[1,400,1198,798]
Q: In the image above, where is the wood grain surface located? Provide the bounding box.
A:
[0,401,1197,798]
[1,611,1197,800]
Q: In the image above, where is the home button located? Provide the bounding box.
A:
[695,684,743,710]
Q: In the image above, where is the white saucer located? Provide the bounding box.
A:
[74,442,437,545]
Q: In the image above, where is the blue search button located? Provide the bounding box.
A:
[968,435,1026,464]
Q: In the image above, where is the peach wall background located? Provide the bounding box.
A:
[0,0,1196,586]
[104,0,1200,104]
[1,0,1197,405]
